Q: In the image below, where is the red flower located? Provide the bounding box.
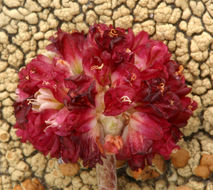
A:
[47,30,85,75]
[14,24,197,170]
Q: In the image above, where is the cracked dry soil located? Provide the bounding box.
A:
[0,0,213,190]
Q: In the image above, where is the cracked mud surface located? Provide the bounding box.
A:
[0,0,213,189]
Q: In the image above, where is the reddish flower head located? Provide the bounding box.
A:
[14,24,197,170]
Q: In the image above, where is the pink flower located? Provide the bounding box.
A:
[14,24,197,170]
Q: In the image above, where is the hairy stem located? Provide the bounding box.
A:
[96,154,117,190]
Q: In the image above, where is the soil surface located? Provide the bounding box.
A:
[0,0,213,189]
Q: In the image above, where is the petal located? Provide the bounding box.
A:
[15,88,29,102]
[83,47,111,86]
[118,127,153,161]
[14,99,32,125]
[104,86,135,116]
[87,24,126,51]
[79,123,103,167]
[117,112,165,161]
[129,112,164,140]
[147,41,171,67]
[130,30,149,51]
[64,74,97,110]
[47,30,85,75]
[169,97,197,127]
[60,136,80,163]
[29,88,64,112]
[75,109,97,133]
[133,41,171,75]
[144,92,182,120]
[111,63,141,90]
[45,108,97,136]
[80,133,102,167]
[44,107,70,132]
[152,127,181,159]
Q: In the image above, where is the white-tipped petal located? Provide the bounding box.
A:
[29,88,63,112]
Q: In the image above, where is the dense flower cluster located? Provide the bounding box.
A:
[14,24,197,170]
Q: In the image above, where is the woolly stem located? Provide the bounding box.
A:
[96,154,117,190]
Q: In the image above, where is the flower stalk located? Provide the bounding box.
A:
[96,154,117,190]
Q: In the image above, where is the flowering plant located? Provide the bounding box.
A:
[14,24,197,190]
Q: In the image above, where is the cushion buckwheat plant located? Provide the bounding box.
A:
[14,24,197,190]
